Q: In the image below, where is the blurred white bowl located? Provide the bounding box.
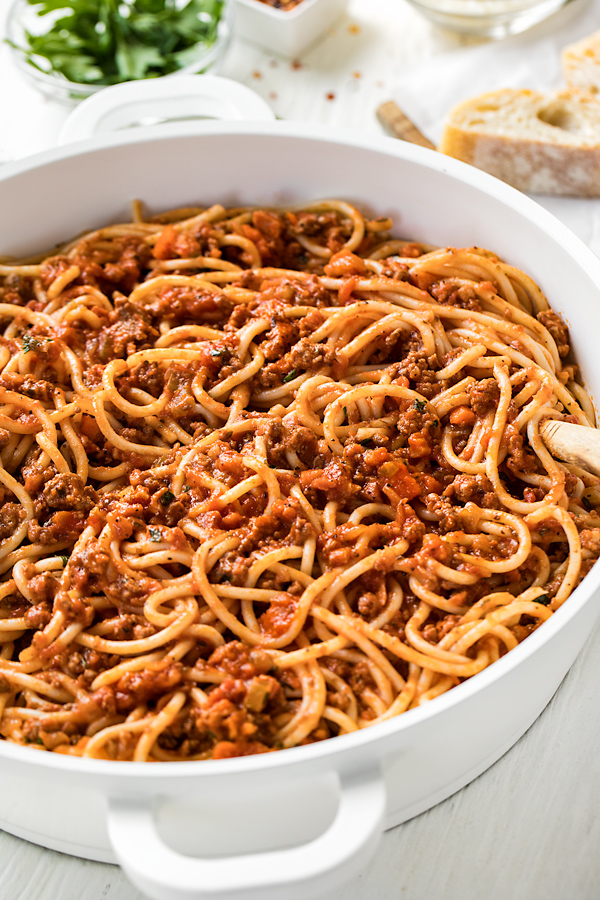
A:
[234,0,349,56]
[6,0,236,105]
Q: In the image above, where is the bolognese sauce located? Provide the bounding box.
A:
[0,198,597,760]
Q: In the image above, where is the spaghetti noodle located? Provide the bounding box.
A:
[0,198,598,761]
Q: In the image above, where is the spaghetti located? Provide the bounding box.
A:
[0,198,598,761]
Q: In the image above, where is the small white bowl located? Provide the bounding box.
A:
[404,0,570,37]
[234,0,349,57]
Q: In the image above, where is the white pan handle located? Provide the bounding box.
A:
[59,75,275,144]
[107,766,386,900]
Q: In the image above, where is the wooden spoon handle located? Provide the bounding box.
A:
[540,419,600,477]
[376,101,436,150]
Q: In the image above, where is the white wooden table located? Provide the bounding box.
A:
[1,1,600,898]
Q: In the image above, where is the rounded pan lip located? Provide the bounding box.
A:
[1,116,599,276]
[1,119,600,779]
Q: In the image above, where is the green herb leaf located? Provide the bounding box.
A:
[159,490,175,506]
[414,399,427,412]
[13,0,225,87]
[582,496,593,512]
[283,369,297,383]
[148,526,162,542]
[22,333,41,353]
[59,555,69,566]
[535,593,551,606]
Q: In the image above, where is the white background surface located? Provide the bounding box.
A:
[1,0,600,898]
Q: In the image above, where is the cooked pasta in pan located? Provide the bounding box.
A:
[0,198,597,761]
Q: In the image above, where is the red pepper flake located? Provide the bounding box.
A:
[291,59,303,70]
[326,92,336,101]
[252,70,262,79]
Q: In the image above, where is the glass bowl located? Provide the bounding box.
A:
[404,0,571,38]
[6,0,235,105]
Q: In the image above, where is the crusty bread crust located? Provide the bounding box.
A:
[440,88,600,196]
[562,30,600,95]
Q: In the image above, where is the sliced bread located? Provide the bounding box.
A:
[439,88,600,197]
[562,30,600,95]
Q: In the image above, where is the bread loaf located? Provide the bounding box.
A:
[562,30,600,95]
[439,88,600,197]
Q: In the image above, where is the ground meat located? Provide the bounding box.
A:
[430,279,482,311]
[258,321,299,361]
[42,474,97,513]
[265,421,321,469]
[505,430,539,476]
[27,572,60,604]
[207,642,273,680]
[24,601,53,630]
[580,529,600,553]
[69,543,111,591]
[0,502,22,540]
[114,662,184,713]
[469,378,500,415]
[144,286,234,328]
[0,372,55,402]
[537,309,570,358]
[448,474,499,509]
[93,299,158,361]
[194,675,284,748]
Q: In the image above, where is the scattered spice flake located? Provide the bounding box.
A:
[269,91,278,100]
[252,70,262,79]
[269,59,278,67]
[291,59,303,70]
[349,23,360,34]
[353,71,361,79]
[326,92,335,101]
[255,0,304,7]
